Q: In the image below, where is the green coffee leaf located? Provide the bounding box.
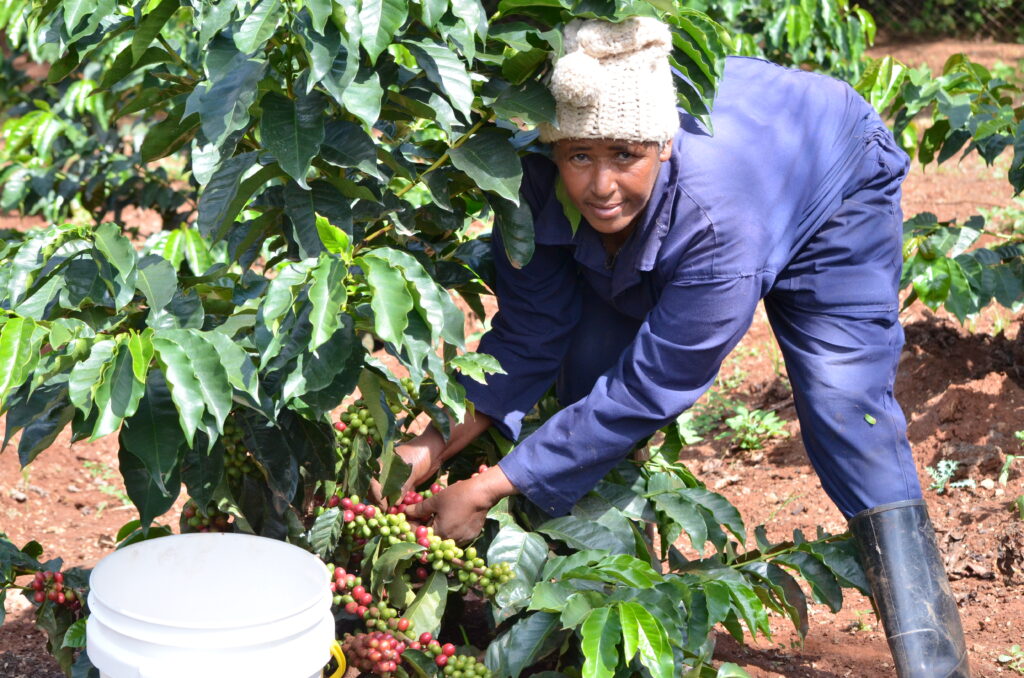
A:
[486,611,562,678]
[90,338,146,438]
[307,255,348,352]
[131,0,179,62]
[136,254,177,312]
[618,602,673,678]
[119,369,186,495]
[234,0,283,53]
[449,352,505,383]
[197,52,266,147]
[93,222,137,284]
[151,334,209,445]
[488,524,549,618]
[307,507,344,559]
[405,570,448,636]
[342,68,384,131]
[539,514,631,555]
[405,38,475,117]
[773,551,843,612]
[449,128,522,205]
[580,607,620,678]
[315,214,352,256]
[371,542,425,593]
[680,487,746,543]
[359,0,408,64]
[321,120,383,180]
[197,151,258,241]
[492,79,556,125]
[0,317,45,411]
[119,445,181,528]
[260,91,325,189]
[61,618,87,649]
[68,338,116,417]
[357,254,413,348]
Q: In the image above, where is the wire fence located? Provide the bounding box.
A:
[858,0,1024,43]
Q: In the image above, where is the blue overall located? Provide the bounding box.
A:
[460,57,921,519]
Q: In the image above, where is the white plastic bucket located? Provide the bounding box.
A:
[87,532,335,678]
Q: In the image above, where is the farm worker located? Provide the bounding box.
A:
[395,16,969,678]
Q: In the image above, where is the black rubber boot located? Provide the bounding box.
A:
[848,499,970,678]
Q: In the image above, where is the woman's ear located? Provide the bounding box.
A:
[658,142,672,162]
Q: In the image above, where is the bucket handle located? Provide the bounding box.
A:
[325,639,346,678]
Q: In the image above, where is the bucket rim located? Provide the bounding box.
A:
[89,533,329,629]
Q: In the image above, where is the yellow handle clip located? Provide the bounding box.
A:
[325,639,346,678]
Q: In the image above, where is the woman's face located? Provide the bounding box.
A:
[553,139,671,242]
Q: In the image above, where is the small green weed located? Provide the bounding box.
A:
[82,460,132,507]
[716,405,789,451]
[998,644,1024,674]
[847,609,874,633]
[926,459,976,494]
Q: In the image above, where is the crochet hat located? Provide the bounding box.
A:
[538,17,680,145]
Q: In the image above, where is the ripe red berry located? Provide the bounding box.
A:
[360,592,374,606]
[363,505,376,519]
[343,510,355,522]
[416,567,429,580]
[387,506,399,515]
[351,585,366,599]
[327,495,340,508]
[357,605,368,617]
[442,643,456,656]
[344,602,359,615]
[436,655,449,667]
[430,483,443,494]
[397,618,410,631]
[418,537,430,548]
[419,632,433,644]
[340,497,353,510]
[56,592,65,605]
[53,572,63,584]
[335,567,346,579]
[410,641,422,651]
[354,503,366,515]
[334,421,347,432]
[33,591,45,603]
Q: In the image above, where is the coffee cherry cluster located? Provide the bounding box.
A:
[222,418,257,480]
[341,631,407,676]
[181,498,232,533]
[27,571,80,610]
[328,566,412,632]
[387,484,443,514]
[335,495,514,599]
[432,646,491,677]
[335,400,390,450]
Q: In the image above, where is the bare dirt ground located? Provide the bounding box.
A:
[2,38,1024,678]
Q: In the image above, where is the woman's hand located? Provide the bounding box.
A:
[404,465,518,544]
[368,412,493,506]
[368,426,445,505]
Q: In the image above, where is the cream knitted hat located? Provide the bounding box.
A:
[538,17,679,145]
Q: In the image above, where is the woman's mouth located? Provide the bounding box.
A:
[588,202,623,220]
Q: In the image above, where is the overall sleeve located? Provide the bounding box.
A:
[498,258,763,516]
[459,224,582,441]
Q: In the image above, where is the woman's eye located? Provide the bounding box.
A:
[572,153,588,162]
[617,151,634,160]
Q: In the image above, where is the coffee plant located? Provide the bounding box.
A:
[4,0,1011,677]
[855,53,1024,321]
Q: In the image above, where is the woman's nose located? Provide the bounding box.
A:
[592,166,615,198]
